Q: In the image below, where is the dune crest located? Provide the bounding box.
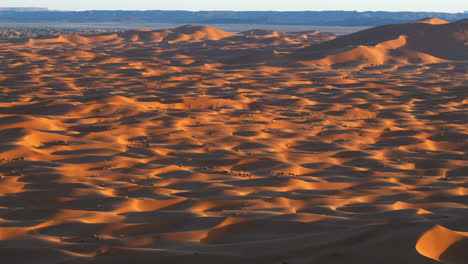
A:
[416,225,468,264]
[295,18,468,65]
[412,17,449,25]
[27,25,237,46]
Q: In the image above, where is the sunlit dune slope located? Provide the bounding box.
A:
[27,25,237,45]
[412,18,449,25]
[417,225,468,264]
[294,18,468,65]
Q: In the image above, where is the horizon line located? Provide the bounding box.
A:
[0,8,466,14]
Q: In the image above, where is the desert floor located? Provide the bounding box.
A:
[0,25,466,264]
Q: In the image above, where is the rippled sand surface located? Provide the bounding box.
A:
[0,21,466,264]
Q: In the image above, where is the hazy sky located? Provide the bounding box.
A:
[1,0,466,13]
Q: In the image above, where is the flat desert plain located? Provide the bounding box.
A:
[0,18,466,264]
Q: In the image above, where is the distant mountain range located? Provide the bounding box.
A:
[0,7,48,12]
[0,10,467,26]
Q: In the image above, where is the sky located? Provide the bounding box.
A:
[1,0,466,13]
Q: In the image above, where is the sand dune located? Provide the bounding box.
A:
[416,225,468,263]
[27,25,237,46]
[240,29,286,37]
[413,18,449,25]
[25,24,336,48]
[295,18,468,65]
[0,20,466,264]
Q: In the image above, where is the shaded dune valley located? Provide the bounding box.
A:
[0,18,466,264]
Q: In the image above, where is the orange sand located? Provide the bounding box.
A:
[0,20,466,264]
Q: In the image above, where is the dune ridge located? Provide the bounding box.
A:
[416,225,468,264]
[413,18,449,25]
[295,18,468,65]
[27,25,237,46]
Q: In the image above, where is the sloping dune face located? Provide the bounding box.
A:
[27,25,237,45]
[119,25,238,43]
[295,19,468,65]
[0,21,467,264]
[413,18,449,25]
[416,225,468,264]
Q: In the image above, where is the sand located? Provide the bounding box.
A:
[0,19,466,264]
